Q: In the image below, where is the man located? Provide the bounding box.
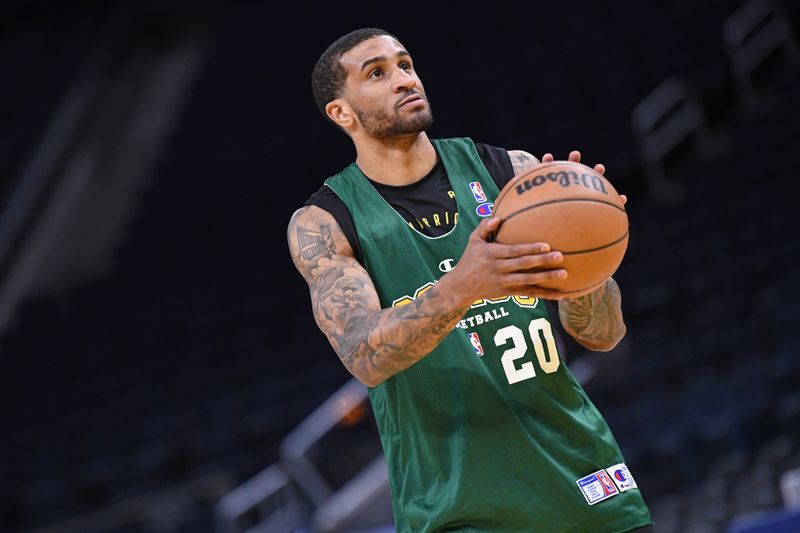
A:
[288,27,653,533]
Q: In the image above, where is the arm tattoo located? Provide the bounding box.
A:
[312,269,468,383]
[508,150,541,176]
[558,278,626,351]
[296,224,334,260]
[289,207,469,386]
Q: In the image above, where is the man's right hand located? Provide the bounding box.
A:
[439,217,569,305]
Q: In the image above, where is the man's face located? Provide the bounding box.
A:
[338,35,433,139]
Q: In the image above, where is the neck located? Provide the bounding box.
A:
[353,132,437,186]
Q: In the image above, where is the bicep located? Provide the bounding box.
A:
[507,150,541,176]
[288,206,381,348]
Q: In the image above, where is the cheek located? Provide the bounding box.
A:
[354,91,384,112]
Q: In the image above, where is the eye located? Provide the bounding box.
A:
[399,61,411,70]
[369,69,383,79]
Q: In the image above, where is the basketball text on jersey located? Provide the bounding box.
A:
[457,306,510,329]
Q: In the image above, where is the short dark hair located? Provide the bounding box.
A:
[312,28,397,120]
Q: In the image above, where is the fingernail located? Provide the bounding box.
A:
[540,244,551,252]
[557,270,568,279]
[550,252,563,262]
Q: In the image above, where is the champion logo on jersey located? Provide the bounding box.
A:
[438,258,456,273]
[605,463,638,492]
[469,181,488,203]
[475,203,494,217]
[576,469,619,505]
[467,332,484,356]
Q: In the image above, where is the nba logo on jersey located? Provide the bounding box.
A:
[469,181,487,203]
[467,332,484,356]
[598,471,617,495]
[576,469,619,505]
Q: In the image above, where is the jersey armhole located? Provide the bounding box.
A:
[474,142,515,190]
[303,185,365,266]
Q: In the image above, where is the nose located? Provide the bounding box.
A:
[392,67,417,93]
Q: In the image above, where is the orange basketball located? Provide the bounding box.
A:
[493,161,628,295]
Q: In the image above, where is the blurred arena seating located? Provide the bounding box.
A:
[0,7,100,207]
[1,1,799,532]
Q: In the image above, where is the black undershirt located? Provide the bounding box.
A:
[304,142,514,265]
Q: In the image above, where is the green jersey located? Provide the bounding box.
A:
[325,137,652,533]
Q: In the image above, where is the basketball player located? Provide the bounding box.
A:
[288,28,653,533]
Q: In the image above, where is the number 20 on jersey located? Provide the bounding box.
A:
[493,318,560,385]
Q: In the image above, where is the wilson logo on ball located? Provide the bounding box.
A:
[493,161,628,295]
[515,171,608,196]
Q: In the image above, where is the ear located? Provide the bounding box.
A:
[326,98,356,131]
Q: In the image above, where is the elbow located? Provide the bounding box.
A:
[343,359,386,388]
[335,346,387,388]
[361,376,385,388]
[578,339,618,352]
[577,324,626,352]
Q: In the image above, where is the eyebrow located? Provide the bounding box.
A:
[360,50,410,72]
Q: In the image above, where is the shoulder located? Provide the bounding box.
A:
[507,150,541,176]
[288,204,350,250]
[301,183,363,266]
[288,203,336,230]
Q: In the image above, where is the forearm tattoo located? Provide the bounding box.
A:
[508,150,541,175]
[558,278,626,350]
[314,273,467,382]
[289,207,469,385]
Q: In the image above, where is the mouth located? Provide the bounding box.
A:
[398,93,425,108]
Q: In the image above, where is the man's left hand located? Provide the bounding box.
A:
[541,150,627,206]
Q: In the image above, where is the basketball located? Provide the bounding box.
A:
[493,161,628,295]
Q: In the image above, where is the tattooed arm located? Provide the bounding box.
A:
[288,205,569,386]
[508,150,541,175]
[288,205,472,387]
[558,277,626,351]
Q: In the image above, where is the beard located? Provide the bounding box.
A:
[352,96,434,139]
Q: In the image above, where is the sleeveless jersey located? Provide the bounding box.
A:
[325,138,652,533]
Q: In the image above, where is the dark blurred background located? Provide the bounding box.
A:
[1,1,799,532]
